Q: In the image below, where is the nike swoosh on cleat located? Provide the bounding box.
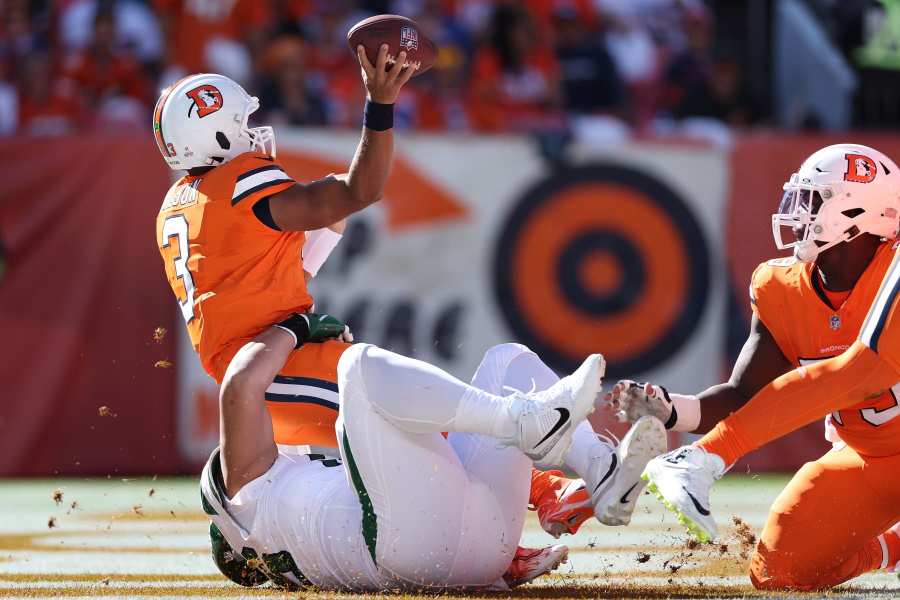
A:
[534,408,570,448]
[683,487,711,516]
[592,454,617,493]
[619,482,639,504]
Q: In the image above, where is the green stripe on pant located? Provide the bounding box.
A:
[341,428,378,564]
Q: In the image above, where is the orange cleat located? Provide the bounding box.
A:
[530,469,593,538]
[501,544,569,588]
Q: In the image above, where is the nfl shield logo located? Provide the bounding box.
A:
[829,315,841,330]
[400,26,419,51]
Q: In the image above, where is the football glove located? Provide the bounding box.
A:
[604,380,676,429]
[275,312,353,349]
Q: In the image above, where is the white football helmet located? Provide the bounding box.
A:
[152,73,275,171]
[773,143,900,262]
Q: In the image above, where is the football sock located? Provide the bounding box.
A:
[877,524,900,571]
[563,421,607,480]
[348,344,518,438]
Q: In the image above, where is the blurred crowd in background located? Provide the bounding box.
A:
[0,0,896,140]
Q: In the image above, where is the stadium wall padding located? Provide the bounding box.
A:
[0,137,181,475]
[1,132,896,475]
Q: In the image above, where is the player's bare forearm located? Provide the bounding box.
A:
[286,127,394,228]
[695,315,793,432]
[267,43,412,232]
[606,315,794,432]
[219,327,293,497]
[694,383,752,433]
[347,125,393,208]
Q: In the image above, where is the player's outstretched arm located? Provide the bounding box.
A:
[267,44,414,232]
[606,314,793,433]
[219,313,352,498]
[699,339,897,464]
[219,327,291,498]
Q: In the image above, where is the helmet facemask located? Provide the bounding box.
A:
[239,96,276,158]
[772,176,864,263]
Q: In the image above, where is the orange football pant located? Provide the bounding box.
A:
[749,445,900,591]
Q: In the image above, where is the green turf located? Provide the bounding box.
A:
[0,475,896,599]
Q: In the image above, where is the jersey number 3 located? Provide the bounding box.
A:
[162,215,196,323]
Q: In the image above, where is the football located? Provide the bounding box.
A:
[347,14,436,77]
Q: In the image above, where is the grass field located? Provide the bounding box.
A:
[1,474,897,599]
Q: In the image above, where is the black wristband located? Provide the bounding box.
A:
[363,100,393,131]
[661,387,678,430]
[274,313,310,349]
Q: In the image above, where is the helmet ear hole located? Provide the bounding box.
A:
[842,208,865,218]
[215,132,231,150]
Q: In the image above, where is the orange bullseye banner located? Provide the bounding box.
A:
[1,132,889,474]
[494,165,710,379]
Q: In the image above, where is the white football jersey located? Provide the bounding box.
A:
[200,449,384,590]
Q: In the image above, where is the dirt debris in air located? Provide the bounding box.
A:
[155,360,173,369]
[732,515,757,546]
[153,327,167,342]
[47,516,57,529]
[732,515,757,559]
[635,552,651,563]
[98,405,116,418]
[662,551,692,574]
[52,489,63,505]
[132,504,144,516]
[148,488,156,498]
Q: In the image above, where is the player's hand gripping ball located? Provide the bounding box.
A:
[347,14,435,103]
[604,380,674,425]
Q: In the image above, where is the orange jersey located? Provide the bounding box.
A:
[861,243,900,374]
[751,242,900,456]
[156,152,311,381]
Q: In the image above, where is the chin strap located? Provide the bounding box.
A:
[795,229,858,263]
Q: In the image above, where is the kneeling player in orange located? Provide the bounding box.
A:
[610,144,900,590]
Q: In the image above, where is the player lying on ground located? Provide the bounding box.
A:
[202,323,665,591]
[153,47,659,556]
[208,315,666,590]
[607,144,900,590]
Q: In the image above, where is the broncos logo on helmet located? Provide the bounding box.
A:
[186,84,224,118]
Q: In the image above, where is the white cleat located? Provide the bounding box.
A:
[508,354,605,469]
[500,544,569,588]
[589,416,668,526]
[641,444,726,542]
